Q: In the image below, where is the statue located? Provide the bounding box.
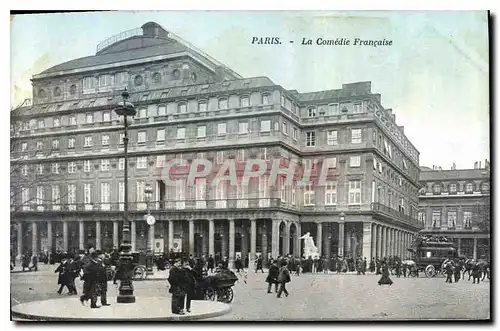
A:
[300,232,319,259]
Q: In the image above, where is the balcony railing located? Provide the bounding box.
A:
[371,202,420,226]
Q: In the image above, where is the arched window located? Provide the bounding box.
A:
[38,89,46,98]
[172,69,181,79]
[69,85,77,95]
[152,72,161,84]
[134,75,143,86]
[54,87,61,97]
[190,72,197,82]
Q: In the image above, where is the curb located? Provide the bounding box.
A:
[11,298,231,321]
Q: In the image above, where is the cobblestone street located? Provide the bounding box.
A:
[11,265,490,321]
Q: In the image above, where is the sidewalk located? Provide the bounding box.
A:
[12,296,231,321]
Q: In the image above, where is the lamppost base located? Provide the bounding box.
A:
[117,295,136,304]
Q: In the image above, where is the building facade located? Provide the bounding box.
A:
[10,22,422,266]
[418,164,491,260]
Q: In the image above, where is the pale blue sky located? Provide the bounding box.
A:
[10,11,489,169]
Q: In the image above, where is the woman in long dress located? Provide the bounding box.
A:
[378,261,393,286]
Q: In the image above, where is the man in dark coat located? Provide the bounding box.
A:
[66,255,80,295]
[369,258,375,273]
[235,256,243,273]
[445,260,454,283]
[79,252,100,308]
[96,257,110,306]
[183,261,197,313]
[207,254,215,274]
[454,258,463,283]
[362,257,367,275]
[266,260,279,293]
[245,255,249,268]
[168,259,186,315]
[256,256,264,273]
[55,257,69,294]
[277,260,291,298]
[376,258,382,275]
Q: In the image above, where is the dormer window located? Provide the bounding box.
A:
[433,184,441,194]
[198,101,207,112]
[262,94,270,105]
[308,107,317,117]
[465,183,474,193]
[218,98,228,110]
[353,102,362,113]
[449,183,457,194]
[240,95,250,107]
[178,103,187,113]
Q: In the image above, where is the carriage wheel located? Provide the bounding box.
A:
[424,265,436,277]
[204,288,216,301]
[224,288,234,303]
[133,266,145,280]
[217,288,234,303]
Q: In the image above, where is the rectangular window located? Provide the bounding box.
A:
[102,112,111,122]
[325,157,337,169]
[177,127,186,139]
[21,142,28,152]
[118,182,124,211]
[240,96,250,107]
[258,175,270,207]
[69,116,77,126]
[52,185,61,207]
[350,156,361,167]
[327,130,338,145]
[99,74,114,87]
[218,98,228,110]
[291,187,296,205]
[115,72,128,86]
[197,126,206,138]
[156,155,166,167]
[83,76,96,89]
[463,211,472,228]
[36,186,44,206]
[262,94,270,105]
[101,159,110,171]
[137,156,147,169]
[84,184,92,207]
[198,101,207,112]
[239,122,248,134]
[68,161,76,173]
[101,135,109,146]
[432,210,441,228]
[282,122,288,135]
[353,102,362,113]
[36,164,43,174]
[218,123,227,136]
[137,108,147,119]
[38,119,45,129]
[51,163,59,174]
[351,129,362,144]
[260,120,271,132]
[67,184,76,206]
[325,181,337,205]
[119,158,125,170]
[136,181,145,204]
[119,133,125,145]
[293,127,298,140]
[216,151,224,164]
[237,149,245,161]
[52,139,59,150]
[138,131,146,143]
[157,106,166,116]
[348,180,362,205]
[156,129,165,142]
[308,107,316,117]
[53,118,60,127]
[303,184,315,206]
[262,147,270,161]
[84,136,93,147]
[36,141,43,150]
[306,132,316,147]
[86,113,94,124]
[83,160,91,172]
[101,183,110,210]
[328,104,339,115]
[447,211,457,228]
[449,183,457,194]
[21,165,28,176]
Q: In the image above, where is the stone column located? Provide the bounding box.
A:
[250,219,256,261]
[271,220,280,258]
[284,222,291,256]
[376,225,382,259]
[168,220,174,251]
[63,221,68,252]
[229,219,235,268]
[79,221,84,250]
[371,223,377,260]
[362,222,372,261]
[382,227,387,258]
[113,221,119,249]
[473,237,478,260]
[457,238,462,256]
[241,223,248,261]
[32,222,38,255]
[131,221,136,252]
[149,224,155,252]
[338,222,345,256]
[46,221,53,256]
[208,219,215,257]
[324,225,331,259]
[296,222,302,258]
[221,224,228,258]
[188,220,195,256]
[95,221,101,251]
[16,222,23,258]
[316,222,323,256]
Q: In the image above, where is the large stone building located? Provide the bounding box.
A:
[10,22,422,266]
[418,162,491,260]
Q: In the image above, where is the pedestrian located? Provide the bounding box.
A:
[79,251,100,308]
[454,259,462,283]
[295,258,301,276]
[277,260,291,298]
[395,261,401,278]
[445,261,454,283]
[235,256,243,273]
[362,258,367,275]
[55,256,69,295]
[402,264,407,278]
[96,254,110,307]
[207,254,215,274]
[376,258,381,275]
[183,260,197,313]
[369,258,375,273]
[378,261,393,286]
[168,259,186,315]
[266,260,279,293]
[67,255,80,295]
[256,255,264,273]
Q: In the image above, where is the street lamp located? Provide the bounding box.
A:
[114,89,137,304]
[340,212,345,222]
[144,183,155,276]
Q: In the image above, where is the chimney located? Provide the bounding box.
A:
[452,163,456,170]
[474,161,478,169]
[479,161,482,169]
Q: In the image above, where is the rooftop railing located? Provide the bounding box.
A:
[96,28,143,54]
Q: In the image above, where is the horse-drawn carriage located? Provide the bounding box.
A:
[406,236,459,277]
[106,252,157,281]
[194,269,239,303]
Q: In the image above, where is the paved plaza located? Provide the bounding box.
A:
[11,264,490,321]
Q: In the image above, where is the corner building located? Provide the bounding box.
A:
[10,22,422,267]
